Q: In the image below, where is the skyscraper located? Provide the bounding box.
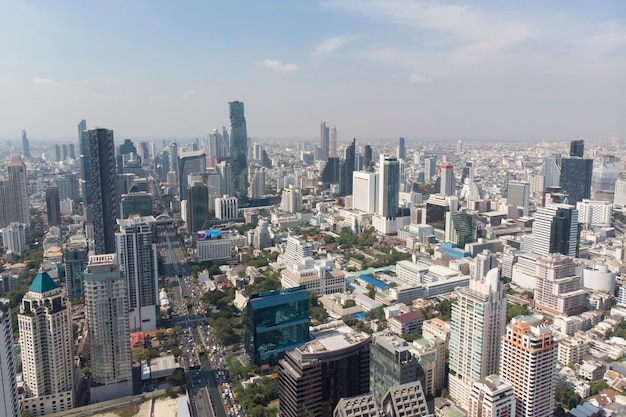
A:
[440,164,455,196]
[84,254,133,401]
[0,298,19,417]
[77,119,86,140]
[352,171,379,213]
[363,145,372,170]
[116,215,158,332]
[19,271,74,416]
[178,149,207,201]
[559,157,592,205]
[445,210,477,247]
[532,204,579,258]
[6,155,29,226]
[168,142,179,187]
[339,138,356,196]
[378,155,400,219]
[320,121,330,161]
[229,101,248,200]
[21,129,30,158]
[507,181,530,217]
[45,186,61,226]
[499,316,557,417]
[397,137,406,160]
[330,125,338,158]
[80,128,118,254]
[474,250,498,280]
[534,254,586,316]
[64,241,89,300]
[449,268,507,411]
[424,158,436,181]
[188,181,209,234]
[570,139,584,157]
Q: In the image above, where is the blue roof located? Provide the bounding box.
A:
[29,271,58,293]
[440,243,471,259]
[358,274,388,290]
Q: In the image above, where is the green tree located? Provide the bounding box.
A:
[367,284,376,300]
[507,303,531,321]
[589,380,609,396]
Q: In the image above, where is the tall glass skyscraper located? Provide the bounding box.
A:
[229,101,248,200]
[378,154,400,219]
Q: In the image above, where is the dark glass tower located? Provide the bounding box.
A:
[21,129,30,158]
[80,128,118,254]
[229,101,248,201]
[45,186,61,226]
[244,289,310,366]
[379,155,400,219]
[559,158,592,204]
[188,181,208,234]
[339,138,356,196]
[570,139,584,157]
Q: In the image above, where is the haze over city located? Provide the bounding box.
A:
[1,0,625,142]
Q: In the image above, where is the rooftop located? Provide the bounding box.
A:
[29,271,58,294]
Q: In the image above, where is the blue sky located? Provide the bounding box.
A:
[1,0,625,142]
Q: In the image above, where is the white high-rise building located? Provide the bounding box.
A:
[576,199,612,227]
[352,171,379,213]
[474,250,498,280]
[280,186,303,213]
[449,268,507,411]
[280,236,313,269]
[532,204,578,258]
[507,181,530,217]
[6,155,29,226]
[0,298,18,417]
[215,195,238,220]
[2,222,28,255]
[84,254,133,402]
[116,215,158,332]
[500,315,557,417]
[468,375,516,417]
[19,271,74,417]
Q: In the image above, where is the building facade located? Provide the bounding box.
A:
[229,101,248,200]
[0,298,18,417]
[532,204,579,258]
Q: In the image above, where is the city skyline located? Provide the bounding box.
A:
[1,1,624,142]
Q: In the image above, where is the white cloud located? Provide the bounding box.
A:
[409,74,432,83]
[32,77,66,87]
[182,89,199,98]
[261,59,299,72]
[314,35,355,54]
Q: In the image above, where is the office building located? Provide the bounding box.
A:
[244,288,310,366]
[116,215,158,332]
[252,219,272,250]
[468,375,516,417]
[64,243,89,300]
[5,155,29,226]
[353,171,379,213]
[77,119,86,140]
[281,186,303,213]
[279,322,370,417]
[216,162,232,198]
[19,271,74,416]
[196,230,246,262]
[120,191,153,218]
[21,129,30,158]
[538,156,561,190]
[320,121,330,161]
[229,101,248,200]
[249,166,266,198]
[445,210,477,248]
[80,128,118,254]
[378,155,400,218]
[507,181,530,217]
[56,174,80,201]
[369,331,419,406]
[559,158,593,205]
[615,175,626,211]
[412,337,447,396]
[363,145,372,170]
[187,181,209,235]
[84,254,132,401]
[0,298,18,417]
[570,139,584,157]
[534,254,586,316]
[178,149,206,201]
[339,138,356,196]
[330,125,338,158]
[208,128,229,160]
[46,186,61,226]
[449,268,507,411]
[591,155,620,199]
[215,195,238,220]
[397,137,406,160]
[532,204,579,258]
[424,158,436,182]
[440,164,455,196]
[499,316,557,417]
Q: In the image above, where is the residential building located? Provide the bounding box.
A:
[281,186,303,213]
[534,254,586,316]
[84,254,132,401]
[468,375,516,417]
[80,128,118,254]
[2,223,28,255]
[412,337,447,396]
[229,101,248,200]
[576,199,612,228]
[63,242,89,300]
[0,298,18,417]
[116,215,158,332]
[449,268,507,411]
[5,155,29,226]
[19,271,74,417]
[499,316,557,417]
[215,195,238,220]
[387,311,423,337]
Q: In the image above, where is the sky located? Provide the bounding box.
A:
[1,0,625,143]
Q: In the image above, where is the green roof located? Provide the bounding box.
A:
[29,271,58,293]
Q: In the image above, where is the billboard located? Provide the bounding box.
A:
[197,230,222,241]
